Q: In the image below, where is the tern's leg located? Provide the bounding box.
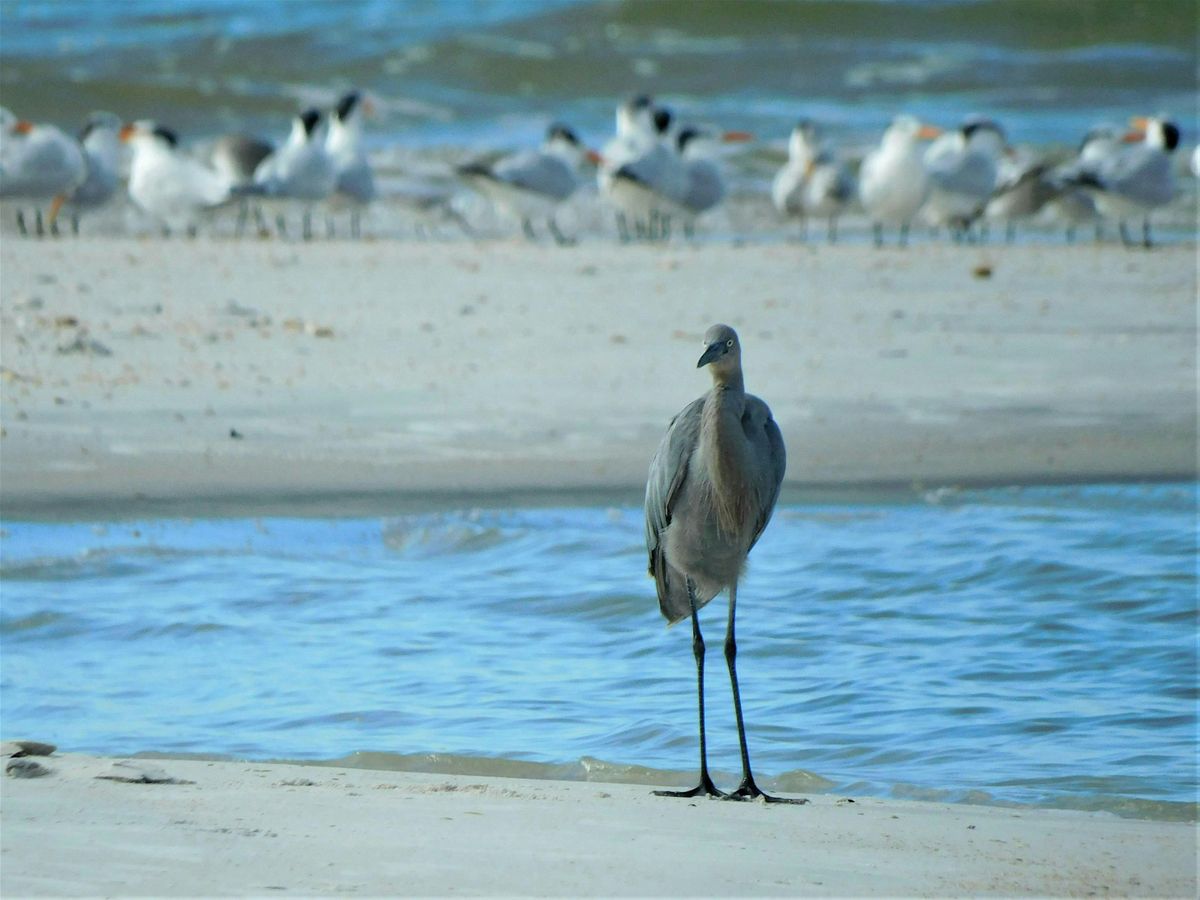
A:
[827,216,838,245]
[872,221,883,248]
[722,580,808,805]
[899,222,910,248]
[616,212,630,244]
[548,217,573,247]
[1065,225,1076,245]
[16,209,28,237]
[34,209,45,238]
[521,218,537,241]
[235,200,248,237]
[654,578,725,800]
[1118,221,1134,247]
[1142,218,1153,249]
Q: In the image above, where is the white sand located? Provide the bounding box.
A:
[1,239,1195,516]
[2,753,1195,897]
[2,241,1197,895]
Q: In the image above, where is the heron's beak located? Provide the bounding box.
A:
[697,341,724,368]
[119,123,136,142]
[917,124,943,140]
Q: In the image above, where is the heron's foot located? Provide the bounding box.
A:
[653,773,727,800]
[724,776,809,805]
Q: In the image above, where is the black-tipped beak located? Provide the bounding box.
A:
[697,341,724,368]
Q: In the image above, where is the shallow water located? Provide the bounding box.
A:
[1,483,1195,821]
[1,0,1195,148]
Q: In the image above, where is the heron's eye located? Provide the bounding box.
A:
[725,339,734,348]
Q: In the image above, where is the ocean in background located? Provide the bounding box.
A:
[2,483,1196,822]
[0,0,1196,153]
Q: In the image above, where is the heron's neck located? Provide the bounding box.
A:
[701,377,752,535]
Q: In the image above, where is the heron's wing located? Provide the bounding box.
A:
[643,397,704,572]
[745,395,786,553]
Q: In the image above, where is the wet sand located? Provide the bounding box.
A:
[1,238,1194,518]
[1,752,1195,897]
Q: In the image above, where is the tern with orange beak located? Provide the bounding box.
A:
[922,116,1007,240]
[1061,116,1180,247]
[326,90,377,238]
[608,120,752,240]
[859,115,941,247]
[122,121,237,235]
[0,108,86,236]
[457,123,601,245]
[772,119,855,243]
[49,111,123,235]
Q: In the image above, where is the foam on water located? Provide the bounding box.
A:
[1,483,1195,821]
[1,0,1195,148]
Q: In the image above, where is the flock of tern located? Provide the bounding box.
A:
[0,91,1190,247]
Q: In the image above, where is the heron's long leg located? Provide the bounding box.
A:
[723,579,808,805]
[654,578,725,800]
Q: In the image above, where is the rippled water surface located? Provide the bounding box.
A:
[1,484,1195,820]
[1,0,1195,147]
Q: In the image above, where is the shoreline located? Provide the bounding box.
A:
[2,751,1196,897]
[2,474,1194,524]
[2,239,1196,519]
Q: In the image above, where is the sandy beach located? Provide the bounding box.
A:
[2,238,1197,897]
[1,750,1195,897]
[1,238,1195,518]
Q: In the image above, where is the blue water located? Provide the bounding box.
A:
[1,483,1195,821]
[0,0,1195,149]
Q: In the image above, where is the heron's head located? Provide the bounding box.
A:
[697,324,741,375]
